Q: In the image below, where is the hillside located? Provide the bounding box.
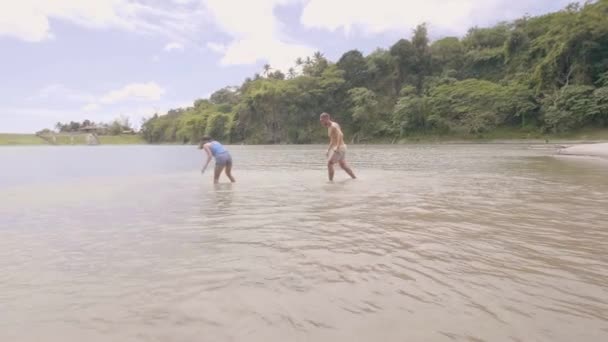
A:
[140,1,608,144]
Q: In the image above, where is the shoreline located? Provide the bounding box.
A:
[2,139,608,147]
[557,142,608,159]
[2,133,608,147]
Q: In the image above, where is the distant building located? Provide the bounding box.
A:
[80,125,101,133]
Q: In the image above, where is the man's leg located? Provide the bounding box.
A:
[339,159,356,179]
[327,161,335,181]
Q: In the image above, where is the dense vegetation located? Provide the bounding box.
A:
[141,1,608,144]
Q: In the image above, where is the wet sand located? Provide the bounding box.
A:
[559,143,608,159]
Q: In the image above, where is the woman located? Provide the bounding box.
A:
[199,136,236,184]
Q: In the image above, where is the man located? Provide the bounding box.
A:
[319,112,357,181]
[199,136,236,184]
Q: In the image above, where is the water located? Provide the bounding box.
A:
[1,144,607,342]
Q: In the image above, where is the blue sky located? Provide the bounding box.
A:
[0,0,576,133]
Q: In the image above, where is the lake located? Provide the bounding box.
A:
[1,144,607,341]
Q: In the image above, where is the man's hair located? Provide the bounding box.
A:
[320,112,330,119]
[201,136,212,142]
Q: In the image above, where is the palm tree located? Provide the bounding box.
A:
[263,63,272,76]
[287,67,296,79]
[270,70,285,80]
[305,56,312,66]
[313,51,324,62]
[295,57,303,66]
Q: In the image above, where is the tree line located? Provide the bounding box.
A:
[141,1,608,144]
[45,117,134,135]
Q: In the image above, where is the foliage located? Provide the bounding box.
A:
[138,1,608,144]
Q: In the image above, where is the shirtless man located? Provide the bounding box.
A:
[319,112,357,181]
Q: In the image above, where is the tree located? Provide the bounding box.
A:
[542,85,598,132]
[206,112,230,140]
[288,68,297,79]
[366,48,396,95]
[303,52,329,77]
[135,1,608,144]
[313,51,324,62]
[68,121,81,132]
[210,86,240,105]
[411,24,432,93]
[389,39,417,93]
[337,50,369,89]
[393,94,430,136]
[428,79,537,134]
[430,37,464,76]
[348,87,381,140]
[268,70,286,80]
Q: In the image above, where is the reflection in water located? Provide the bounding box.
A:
[0,144,607,342]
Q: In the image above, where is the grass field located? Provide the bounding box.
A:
[0,133,145,145]
[0,134,47,145]
[97,135,145,144]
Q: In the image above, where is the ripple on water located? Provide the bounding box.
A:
[0,144,607,341]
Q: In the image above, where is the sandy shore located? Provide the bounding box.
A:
[558,143,608,158]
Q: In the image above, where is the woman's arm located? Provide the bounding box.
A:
[201,144,213,173]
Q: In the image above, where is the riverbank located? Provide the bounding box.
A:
[558,143,608,158]
[390,128,608,145]
[0,133,144,145]
[2,128,607,146]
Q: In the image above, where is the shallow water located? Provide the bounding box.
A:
[1,144,607,341]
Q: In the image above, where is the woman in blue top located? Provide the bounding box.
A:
[199,136,236,184]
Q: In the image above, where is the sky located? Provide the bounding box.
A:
[0,0,578,133]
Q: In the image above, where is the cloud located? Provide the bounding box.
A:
[221,38,313,71]
[32,84,94,102]
[0,97,190,133]
[206,42,226,53]
[164,42,184,52]
[81,82,165,113]
[0,0,312,70]
[0,0,207,42]
[82,103,100,112]
[98,82,165,105]
[31,82,164,110]
[0,0,129,42]
[300,0,578,36]
[202,0,315,70]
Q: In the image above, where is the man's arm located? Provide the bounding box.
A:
[327,125,338,155]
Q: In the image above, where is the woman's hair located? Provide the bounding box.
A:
[198,136,213,149]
